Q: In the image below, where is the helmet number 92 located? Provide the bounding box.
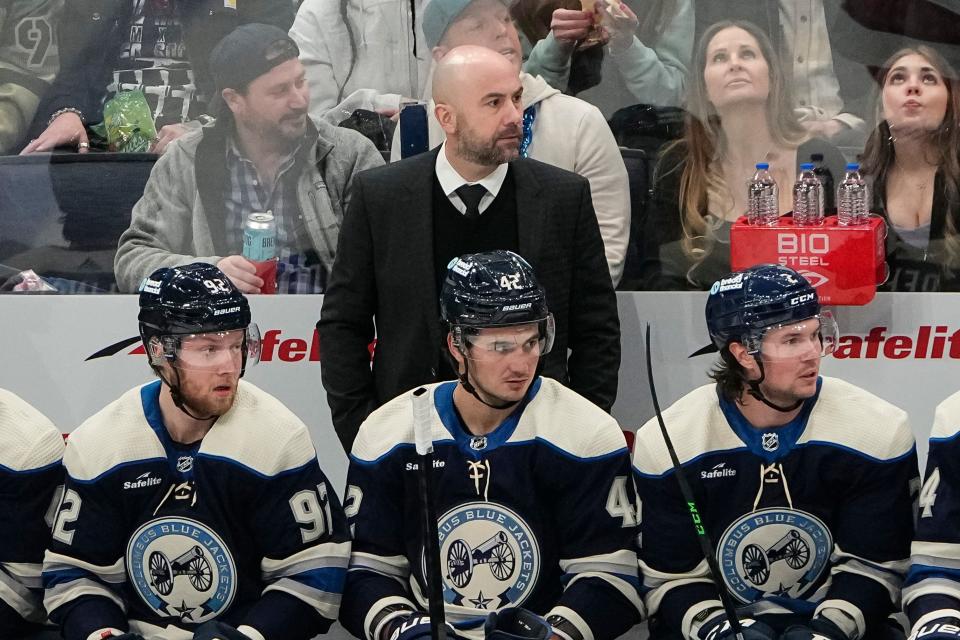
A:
[500,274,522,290]
[203,278,232,294]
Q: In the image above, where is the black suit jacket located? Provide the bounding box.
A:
[318,149,620,451]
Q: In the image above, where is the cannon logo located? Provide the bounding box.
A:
[126,517,236,623]
[717,508,832,604]
[432,502,540,610]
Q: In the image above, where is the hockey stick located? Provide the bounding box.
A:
[412,387,447,640]
[644,325,745,640]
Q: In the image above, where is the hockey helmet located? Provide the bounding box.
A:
[138,263,261,373]
[441,250,555,358]
[705,264,837,358]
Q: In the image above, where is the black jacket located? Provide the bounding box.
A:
[318,149,621,451]
[32,0,293,129]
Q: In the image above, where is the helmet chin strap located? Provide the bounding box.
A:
[458,358,522,411]
[744,358,803,413]
[159,367,219,422]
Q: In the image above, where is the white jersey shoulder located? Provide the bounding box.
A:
[352,383,454,463]
[510,377,626,460]
[65,385,166,481]
[201,380,317,476]
[931,389,960,441]
[0,388,64,471]
[798,376,914,460]
[632,383,743,477]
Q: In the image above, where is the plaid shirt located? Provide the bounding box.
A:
[224,138,328,294]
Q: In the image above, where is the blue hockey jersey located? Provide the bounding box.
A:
[340,378,643,640]
[904,389,960,630]
[633,377,917,639]
[0,388,64,636]
[43,380,350,640]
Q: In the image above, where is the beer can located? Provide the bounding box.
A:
[242,212,276,262]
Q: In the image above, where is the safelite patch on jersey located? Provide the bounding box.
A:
[717,507,833,603]
[432,502,540,609]
[126,517,237,623]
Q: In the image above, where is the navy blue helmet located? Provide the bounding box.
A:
[705,264,821,351]
[441,250,555,354]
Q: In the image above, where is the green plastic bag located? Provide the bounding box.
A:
[90,90,158,153]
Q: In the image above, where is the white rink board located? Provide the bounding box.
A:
[1,291,956,492]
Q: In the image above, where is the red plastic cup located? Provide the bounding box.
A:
[252,258,277,294]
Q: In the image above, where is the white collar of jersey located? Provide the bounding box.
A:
[434,378,542,458]
[717,377,822,463]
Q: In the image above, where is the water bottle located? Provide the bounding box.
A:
[747,163,779,226]
[793,163,824,226]
[837,162,869,225]
[810,153,835,212]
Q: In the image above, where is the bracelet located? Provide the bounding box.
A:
[48,107,84,127]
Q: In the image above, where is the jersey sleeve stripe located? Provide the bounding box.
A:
[261,541,351,579]
[349,552,411,579]
[263,576,343,619]
[829,556,904,602]
[814,599,865,639]
[2,562,43,589]
[904,576,960,606]
[44,576,126,615]
[559,550,638,578]
[639,558,715,617]
[43,552,126,583]
[0,458,62,475]
[564,572,645,614]
[364,595,419,640]
[911,540,960,566]
[0,568,38,618]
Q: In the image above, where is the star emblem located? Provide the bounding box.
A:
[173,600,195,620]
[468,591,493,609]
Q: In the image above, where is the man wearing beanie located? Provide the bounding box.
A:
[390,0,630,286]
[114,23,383,294]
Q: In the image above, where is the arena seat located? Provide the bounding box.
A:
[0,153,156,292]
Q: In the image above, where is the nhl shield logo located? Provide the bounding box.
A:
[469,437,488,451]
[431,502,540,610]
[126,517,237,623]
[761,433,779,452]
[717,508,833,604]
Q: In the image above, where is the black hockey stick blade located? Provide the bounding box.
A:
[644,325,745,640]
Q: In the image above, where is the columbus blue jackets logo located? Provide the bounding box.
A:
[717,508,833,603]
[433,502,540,609]
[126,517,237,622]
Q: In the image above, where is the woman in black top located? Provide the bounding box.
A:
[862,45,960,292]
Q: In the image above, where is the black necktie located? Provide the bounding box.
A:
[455,184,487,220]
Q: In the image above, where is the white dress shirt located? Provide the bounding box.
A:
[435,142,509,215]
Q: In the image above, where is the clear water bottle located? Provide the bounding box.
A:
[747,162,780,226]
[810,153,835,212]
[837,162,869,225]
[793,162,824,226]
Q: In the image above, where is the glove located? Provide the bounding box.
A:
[484,608,551,640]
[192,621,250,640]
[781,616,850,640]
[700,616,777,640]
[908,617,960,640]
[387,613,458,640]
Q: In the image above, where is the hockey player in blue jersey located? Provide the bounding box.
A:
[0,389,64,637]
[42,263,350,640]
[339,250,643,640]
[902,391,960,639]
[633,264,918,640]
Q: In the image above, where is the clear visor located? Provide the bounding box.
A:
[746,312,838,361]
[456,316,555,362]
[154,325,262,371]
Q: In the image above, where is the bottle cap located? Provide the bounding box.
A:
[756,162,770,170]
[800,163,814,170]
[846,162,860,170]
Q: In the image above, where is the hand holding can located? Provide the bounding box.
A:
[242,212,278,294]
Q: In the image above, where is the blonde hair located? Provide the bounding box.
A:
[861,45,960,274]
[659,20,805,275]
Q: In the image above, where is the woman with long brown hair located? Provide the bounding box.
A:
[861,45,960,291]
[640,19,846,290]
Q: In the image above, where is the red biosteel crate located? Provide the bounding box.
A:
[730,215,886,305]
